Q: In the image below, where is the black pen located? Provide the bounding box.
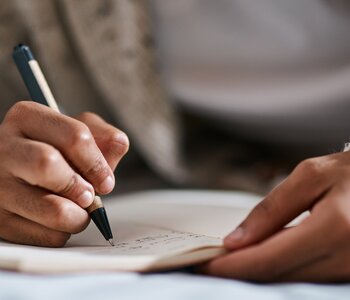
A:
[12,44,115,246]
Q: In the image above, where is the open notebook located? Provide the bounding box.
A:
[0,190,261,273]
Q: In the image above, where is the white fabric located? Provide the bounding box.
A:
[0,271,349,300]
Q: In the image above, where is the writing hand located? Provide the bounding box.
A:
[201,153,350,282]
[0,102,128,247]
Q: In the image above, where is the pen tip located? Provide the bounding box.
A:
[108,239,115,247]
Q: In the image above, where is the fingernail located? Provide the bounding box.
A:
[100,175,114,193]
[77,190,94,208]
[225,227,244,248]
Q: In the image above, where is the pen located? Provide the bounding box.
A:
[12,44,115,247]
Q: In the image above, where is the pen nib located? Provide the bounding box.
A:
[108,239,115,247]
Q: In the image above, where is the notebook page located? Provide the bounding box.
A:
[65,221,222,257]
[0,190,258,272]
[0,221,222,262]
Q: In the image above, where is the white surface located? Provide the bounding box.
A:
[0,271,349,300]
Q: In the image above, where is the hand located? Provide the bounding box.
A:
[0,102,129,247]
[201,152,350,282]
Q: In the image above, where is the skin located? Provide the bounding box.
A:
[0,101,129,247]
[2,101,350,282]
[200,151,350,282]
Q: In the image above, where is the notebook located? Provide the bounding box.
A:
[0,190,261,273]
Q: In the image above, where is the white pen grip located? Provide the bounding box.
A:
[28,60,60,113]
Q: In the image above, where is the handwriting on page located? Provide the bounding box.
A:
[112,231,221,255]
[67,222,222,257]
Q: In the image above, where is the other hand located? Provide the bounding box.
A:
[201,152,350,282]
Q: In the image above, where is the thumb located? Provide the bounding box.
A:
[224,157,332,250]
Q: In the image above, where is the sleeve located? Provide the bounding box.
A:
[0,1,31,121]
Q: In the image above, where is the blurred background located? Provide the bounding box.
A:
[2,0,350,195]
[123,0,350,193]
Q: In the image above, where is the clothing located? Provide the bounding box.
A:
[1,0,349,193]
[0,0,187,186]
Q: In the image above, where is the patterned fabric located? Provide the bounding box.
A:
[60,0,189,183]
[3,0,189,184]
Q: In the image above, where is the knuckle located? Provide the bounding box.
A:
[295,158,323,179]
[86,156,110,181]
[76,111,96,122]
[68,122,93,149]
[4,101,31,123]
[57,174,94,209]
[35,145,61,177]
[58,173,79,196]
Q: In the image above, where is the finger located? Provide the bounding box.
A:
[75,112,129,171]
[0,178,90,234]
[224,155,338,250]
[279,246,350,282]
[278,183,350,282]
[1,137,95,208]
[4,102,114,194]
[201,203,344,281]
[0,209,71,247]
